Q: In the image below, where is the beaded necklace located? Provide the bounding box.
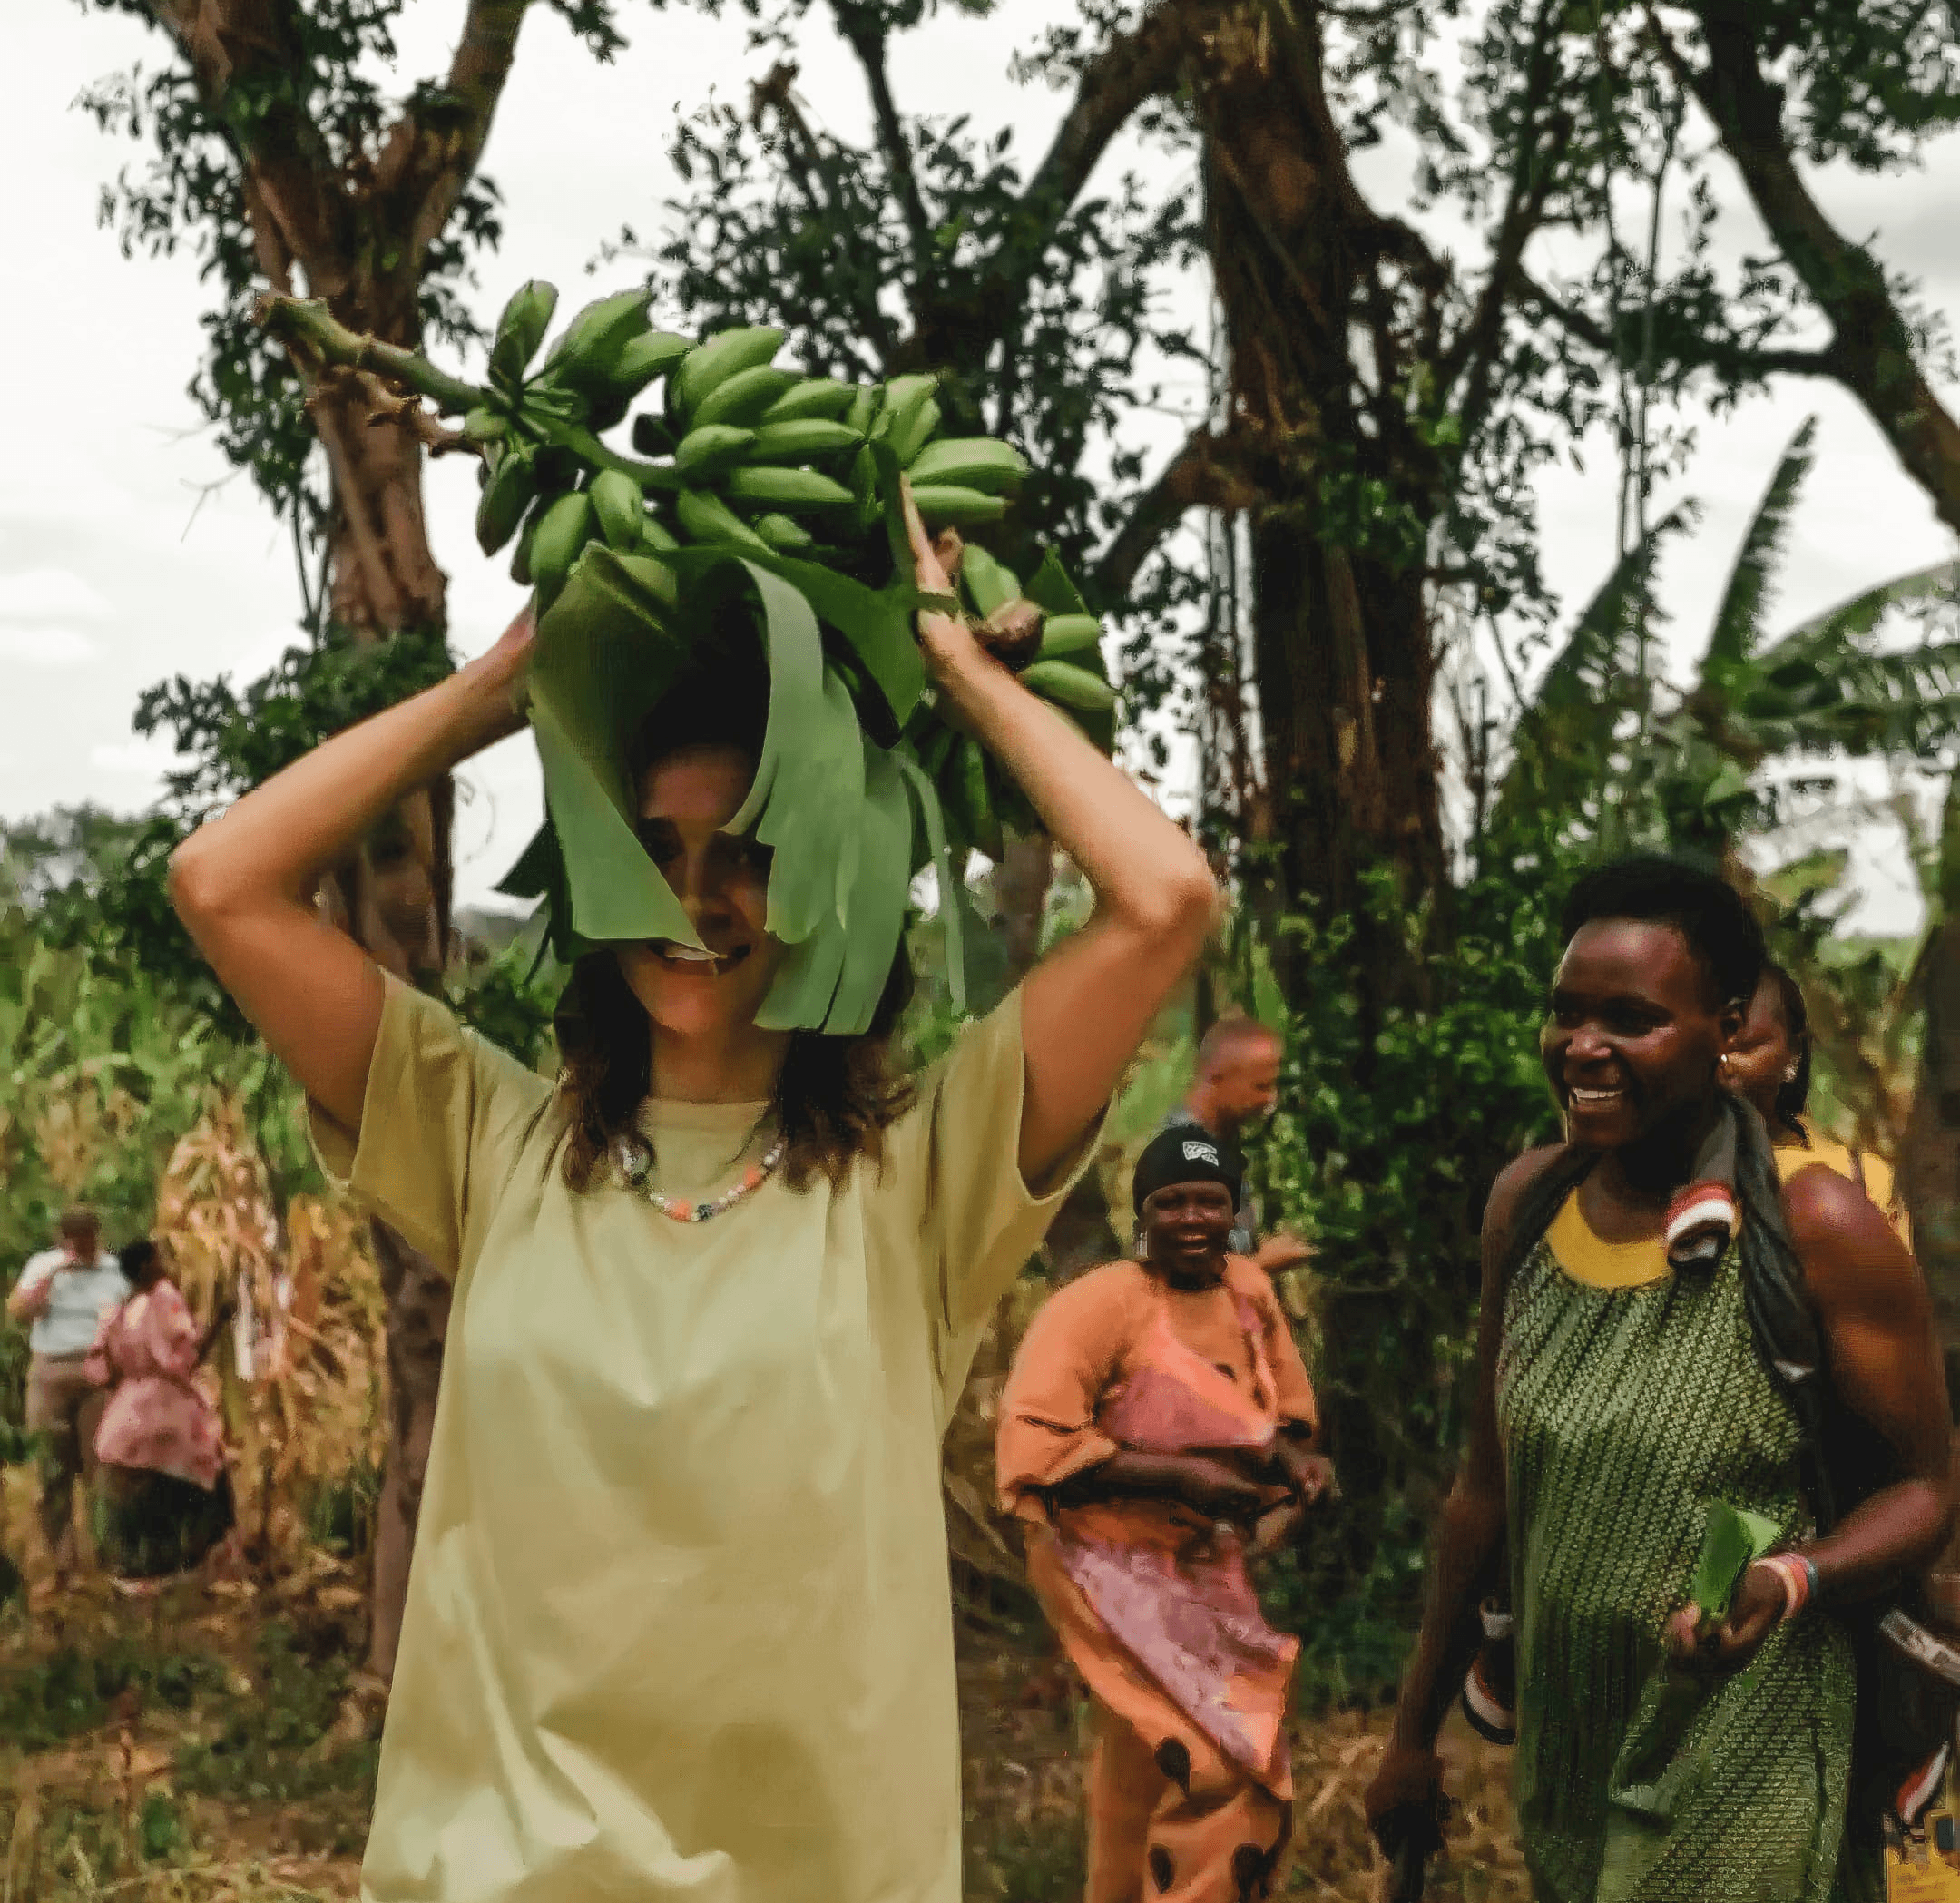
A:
[610,1125,787,1223]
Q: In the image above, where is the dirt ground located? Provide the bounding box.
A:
[0,1598,1527,1902]
[0,1473,1527,1903]
[956,1605,1529,1902]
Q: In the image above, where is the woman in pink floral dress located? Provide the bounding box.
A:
[85,1241,234,1589]
[997,1127,1331,1902]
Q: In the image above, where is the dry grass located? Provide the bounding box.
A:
[957,1618,1529,1901]
[0,1570,374,1903]
[149,1099,387,1580]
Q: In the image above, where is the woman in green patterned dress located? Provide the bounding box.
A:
[1366,858,1952,1902]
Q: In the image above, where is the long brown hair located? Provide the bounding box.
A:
[552,649,916,1192]
[554,950,916,1192]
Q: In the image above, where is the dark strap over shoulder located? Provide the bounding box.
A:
[1495,1144,1600,1296]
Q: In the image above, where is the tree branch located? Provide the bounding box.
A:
[751,63,898,367]
[1438,0,1567,428]
[1515,270,1839,381]
[1685,0,1960,536]
[393,0,531,268]
[141,0,338,266]
[838,19,935,282]
[1019,0,1196,249]
[1094,428,1256,603]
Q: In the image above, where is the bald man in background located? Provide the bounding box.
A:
[1161,1018,1313,1276]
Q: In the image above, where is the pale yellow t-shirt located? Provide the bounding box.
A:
[313,977,1098,1903]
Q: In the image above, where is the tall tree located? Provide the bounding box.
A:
[79,0,632,1710]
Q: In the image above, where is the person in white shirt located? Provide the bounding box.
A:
[6,1208,131,1584]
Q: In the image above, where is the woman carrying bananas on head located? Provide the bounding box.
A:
[169,479,1216,1902]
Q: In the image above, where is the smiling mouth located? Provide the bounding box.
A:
[650,941,750,976]
[1567,1084,1627,1110]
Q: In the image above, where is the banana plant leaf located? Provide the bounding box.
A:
[1688,1500,1780,1621]
[896,749,966,1016]
[495,823,558,902]
[524,544,702,947]
[825,741,913,1037]
[756,662,866,946]
[664,544,932,732]
[1025,548,1088,621]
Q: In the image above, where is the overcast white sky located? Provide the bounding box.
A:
[5,2,1957,934]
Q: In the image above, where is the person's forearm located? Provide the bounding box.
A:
[1054,1449,1252,1516]
[6,1282,48,1323]
[936,652,1215,934]
[170,654,523,920]
[1799,1476,1954,1604]
[1390,1478,1508,1752]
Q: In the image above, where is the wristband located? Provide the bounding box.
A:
[1752,1553,1813,1623]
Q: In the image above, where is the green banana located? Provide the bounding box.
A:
[589,469,646,551]
[723,466,856,513]
[475,451,535,556]
[1036,613,1103,661]
[846,443,889,535]
[747,419,861,463]
[674,424,759,482]
[675,487,771,553]
[845,385,881,436]
[1021,660,1117,713]
[519,385,585,431]
[887,396,942,469]
[463,404,509,446]
[907,485,1009,527]
[641,515,681,554]
[510,512,538,587]
[603,330,691,398]
[690,365,799,431]
[489,280,558,390]
[761,378,858,425]
[873,376,937,440]
[958,735,1001,859]
[906,437,1029,494]
[959,546,1020,620]
[754,513,817,553]
[918,723,957,782]
[530,491,597,604]
[670,327,785,423]
[537,289,652,387]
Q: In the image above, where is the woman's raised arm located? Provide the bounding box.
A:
[170,610,535,1131]
[905,494,1217,1187]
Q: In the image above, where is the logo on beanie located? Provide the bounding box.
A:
[1181,1141,1220,1167]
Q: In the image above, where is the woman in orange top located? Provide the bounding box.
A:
[997,1127,1329,1902]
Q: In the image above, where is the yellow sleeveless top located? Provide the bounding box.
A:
[1547,1118,1909,1290]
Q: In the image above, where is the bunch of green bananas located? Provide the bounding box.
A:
[394,280,1117,1029]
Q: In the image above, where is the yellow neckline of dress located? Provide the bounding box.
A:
[1545,1192,1671,1290]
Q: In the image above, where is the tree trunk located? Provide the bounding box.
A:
[1192,7,1447,942]
[307,298,457,1705]
[1187,2,1457,1601]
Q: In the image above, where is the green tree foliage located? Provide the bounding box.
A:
[1496,418,1960,865]
[639,10,1209,691]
